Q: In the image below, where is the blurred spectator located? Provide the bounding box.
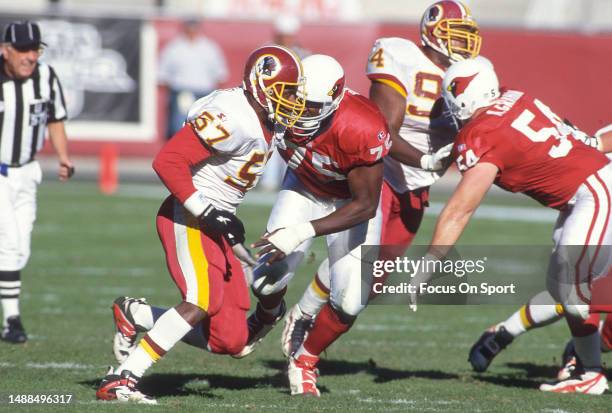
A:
[158,19,228,139]
[259,16,310,191]
[271,15,310,59]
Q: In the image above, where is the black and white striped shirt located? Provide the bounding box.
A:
[0,57,67,166]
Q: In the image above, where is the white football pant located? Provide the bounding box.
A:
[547,162,612,319]
[252,170,383,317]
[0,161,41,271]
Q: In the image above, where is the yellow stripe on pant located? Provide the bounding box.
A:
[186,215,210,311]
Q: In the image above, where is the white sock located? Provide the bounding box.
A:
[1,298,19,326]
[574,331,602,371]
[0,279,21,326]
[298,261,330,318]
[500,310,527,337]
[117,308,192,377]
[297,280,328,318]
[500,291,563,337]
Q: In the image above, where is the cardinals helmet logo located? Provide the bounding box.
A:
[447,73,478,97]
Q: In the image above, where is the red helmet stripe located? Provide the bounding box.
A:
[449,73,477,97]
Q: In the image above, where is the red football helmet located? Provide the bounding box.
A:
[243,45,306,128]
[420,0,481,62]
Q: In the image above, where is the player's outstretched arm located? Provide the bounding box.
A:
[312,161,383,236]
[428,162,498,257]
[254,161,384,263]
[369,81,445,171]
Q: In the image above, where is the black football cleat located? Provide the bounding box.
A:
[1,316,27,344]
[232,300,286,359]
[468,325,514,372]
[557,339,584,380]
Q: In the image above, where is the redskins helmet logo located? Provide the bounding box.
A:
[256,54,281,79]
[447,73,478,97]
[426,4,443,25]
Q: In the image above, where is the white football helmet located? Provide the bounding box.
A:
[442,56,499,120]
[289,54,345,143]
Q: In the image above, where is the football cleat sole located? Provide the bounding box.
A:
[540,371,608,395]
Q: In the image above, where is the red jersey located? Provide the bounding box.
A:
[278,90,391,199]
[453,89,610,209]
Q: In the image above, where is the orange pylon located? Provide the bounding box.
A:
[99,144,118,194]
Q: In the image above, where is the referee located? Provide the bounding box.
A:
[0,21,74,343]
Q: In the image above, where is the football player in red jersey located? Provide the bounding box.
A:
[467,120,612,378]
[412,57,611,394]
[232,54,391,396]
[281,0,482,360]
[95,45,308,404]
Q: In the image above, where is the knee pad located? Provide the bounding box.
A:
[564,303,590,321]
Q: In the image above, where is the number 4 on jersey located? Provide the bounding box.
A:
[369,48,384,68]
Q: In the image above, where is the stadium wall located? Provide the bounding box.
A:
[38,17,612,156]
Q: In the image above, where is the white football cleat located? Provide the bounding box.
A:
[288,354,321,397]
[112,297,149,363]
[281,305,313,357]
[540,371,609,395]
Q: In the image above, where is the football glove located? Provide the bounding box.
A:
[563,118,602,150]
[420,143,454,171]
[199,205,245,246]
[262,223,316,256]
[408,253,440,312]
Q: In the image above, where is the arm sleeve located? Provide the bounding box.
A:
[338,102,391,169]
[454,132,505,173]
[366,38,412,98]
[48,67,68,122]
[152,125,212,204]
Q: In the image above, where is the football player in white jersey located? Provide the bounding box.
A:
[281,0,483,358]
[95,45,308,404]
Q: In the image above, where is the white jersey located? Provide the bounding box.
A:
[366,37,458,192]
[186,88,281,213]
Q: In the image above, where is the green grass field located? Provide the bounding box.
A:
[0,181,608,412]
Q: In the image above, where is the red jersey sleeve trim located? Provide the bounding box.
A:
[152,125,212,204]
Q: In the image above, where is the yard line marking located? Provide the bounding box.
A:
[114,184,557,223]
[25,362,98,369]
